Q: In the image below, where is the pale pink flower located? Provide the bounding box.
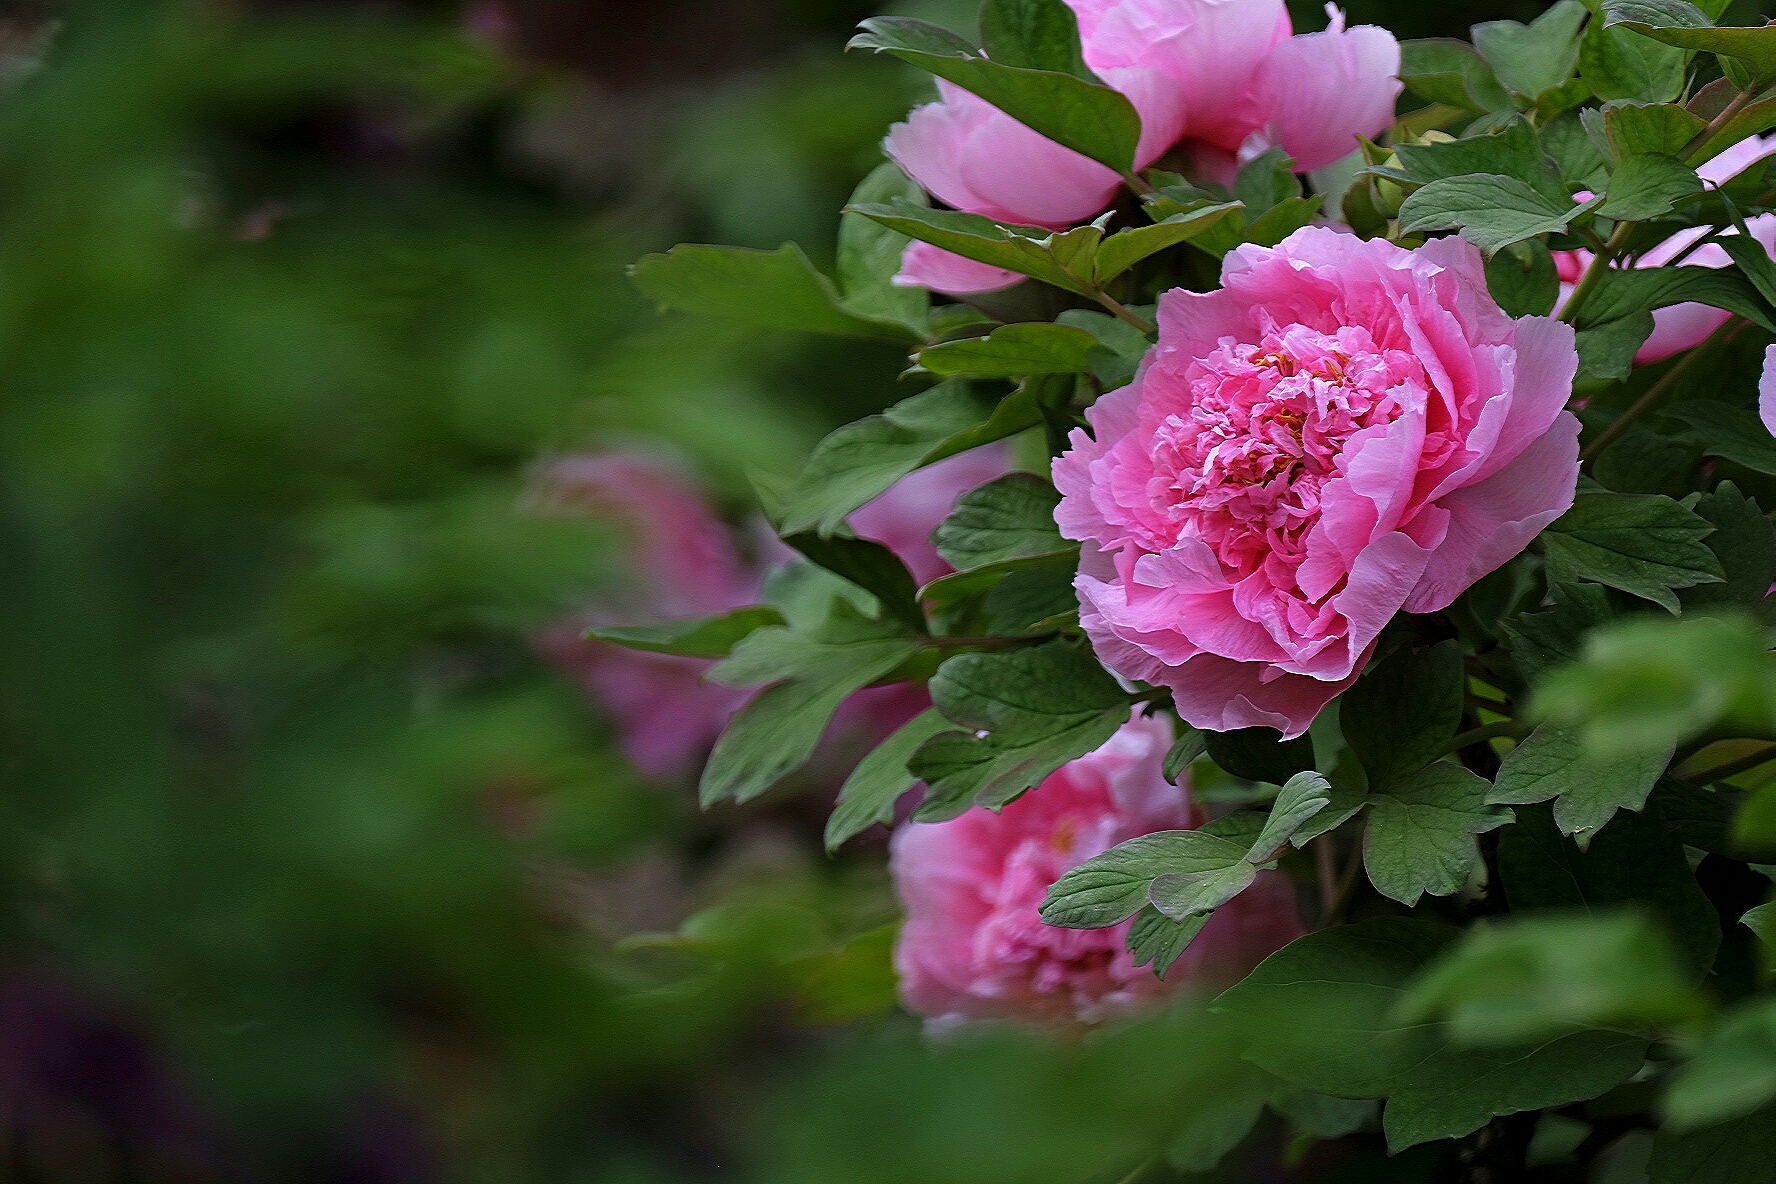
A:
[1759,344,1776,436]
[1555,136,1776,364]
[890,712,1302,1026]
[538,448,1007,779]
[889,1,1401,294]
[1053,227,1580,737]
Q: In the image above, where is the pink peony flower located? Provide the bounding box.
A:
[1053,227,1581,737]
[534,453,760,780]
[889,1,1401,294]
[1555,135,1776,365]
[537,448,1008,779]
[1760,344,1776,436]
[890,712,1303,1026]
[850,447,1014,585]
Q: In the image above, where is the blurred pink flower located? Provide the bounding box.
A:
[889,1,1400,294]
[537,448,1006,780]
[1054,228,1580,736]
[534,453,759,780]
[890,712,1302,1026]
[1554,135,1776,365]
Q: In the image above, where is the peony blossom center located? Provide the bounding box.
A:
[1145,322,1424,584]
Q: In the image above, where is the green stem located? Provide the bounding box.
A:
[1314,836,1339,916]
[1468,690,1513,715]
[1447,721,1525,754]
[1093,288,1157,335]
[1682,86,1755,164]
[925,632,1057,651]
[1558,220,1634,327]
[1580,317,1745,462]
[1321,832,1366,928]
[1682,742,1776,786]
[1121,169,1157,199]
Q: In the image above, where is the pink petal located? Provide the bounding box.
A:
[1246,13,1401,172]
[894,241,1024,295]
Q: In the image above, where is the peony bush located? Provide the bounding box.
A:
[609,0,1776,1178]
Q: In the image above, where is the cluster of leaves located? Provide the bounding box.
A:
[616,0,1776,1179]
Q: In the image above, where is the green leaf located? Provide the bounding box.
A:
[977,0,1096,79]
[1398,38,1514,112]
[1269,1088,1379,1140]
[1647,1101,1776,1184]
[1192,196,1324,257]
[1398,173,1594,255]
[1245,771,1333,863]
[1503,583,1615,686]
[1682,482,1776,609]
[701,604,923,806]
[779,381,1039,537]
[1486,238,1562,317]
[1162,726,1207,785]
[1745,901,1776,949]
[1582,8,1688,102]
[1094,202,1241,282]
[1126,904,1210,977]
[915,322,1099,378]
[1499,804,1721,973]
[1532,614,1774,765]
[1203,727,1315,785]
[1541,491,1725,612]
[1577,312,1657,382]
[780,532,925,631]
[844,201,1096,294]
[1653,778,1767,859]
[1148,853,1256,922]
[1664,999,1776,1130]
[629,243,918,342]
[1598,99,1708,160]
[1387,114,1567,205]
[1290,773,1369,844]
[932,473,1065,570]
[1598,153,1703,219]
[1040,828,1246,928]
[824,708,952,851]
[1216,918,1650,1151]
[981,562,1081,634]
[1055,308,1151,388]
[1163,1037,1273,1173]
[849,17,1142,172]
[912,643,1131,817]
[1397,911,1704,1046]
[1489,722,1674,847]
[1364,761,1513,905]
[1341,640,1466,787]
[916,552,1076,615]
[1606,2,1776,90]
[586,605,786,659]
[1544,108,1612,189]
[1233,147,1301,216]
[1666,402,1776,476]
[836,163,931,336]
[1474,1,1589,102]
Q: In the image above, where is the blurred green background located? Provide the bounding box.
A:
[2,1,1766,1182]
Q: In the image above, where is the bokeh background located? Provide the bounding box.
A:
[1,1,1764,1181]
